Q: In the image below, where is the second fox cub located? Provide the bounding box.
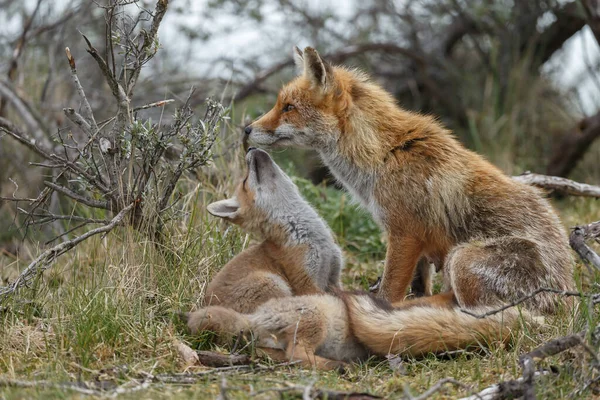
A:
[246,46,574,312]
[203,148,342,313]
[187,291,527,370]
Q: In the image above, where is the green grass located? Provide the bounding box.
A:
[1,148,600,399]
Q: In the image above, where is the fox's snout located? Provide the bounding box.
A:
[244,125,253,135]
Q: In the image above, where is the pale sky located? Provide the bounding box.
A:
[2,0,599,115]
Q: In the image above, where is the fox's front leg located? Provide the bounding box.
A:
[378,235,424,303]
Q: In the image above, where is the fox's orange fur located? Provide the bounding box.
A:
[248,47,574,312]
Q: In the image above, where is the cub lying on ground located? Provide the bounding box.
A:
[187,291,527,370]
[203,147,342,313]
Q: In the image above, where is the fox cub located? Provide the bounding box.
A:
[246,46,574,313]
[187,291,526,370]
[203,147,342,313]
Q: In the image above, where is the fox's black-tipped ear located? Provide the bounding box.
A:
[303,47,330,89]
[207,198,240,220]
[293,46,304,74]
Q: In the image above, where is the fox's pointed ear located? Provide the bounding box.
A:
[293,46,304,74]
[303,47,331,89]
[207,198,240,220]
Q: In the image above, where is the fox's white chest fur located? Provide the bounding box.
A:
[319,149,385,226]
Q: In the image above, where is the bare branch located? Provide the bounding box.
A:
[459,288,584,319]
[63,107,92,136]
[0,80,52,148]
[64,47,99,135]
[82,34,128,107]
[0,118,113,196]
[512,173,600,198]
[43,181,110,210]
[125,0,169,97]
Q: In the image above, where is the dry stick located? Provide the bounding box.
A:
[512,172,600,198]
[125,0,169,97]
[63,107,92,136]
[459,288,584,319]
[43,181,110,210]
[0,202,134,304]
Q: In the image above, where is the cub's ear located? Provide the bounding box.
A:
[293,45,304,74]
[207,198,240,220]
[302,47,331,89]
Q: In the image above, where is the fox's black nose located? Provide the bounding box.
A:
[244,125,253,135]
[247,146,257,153]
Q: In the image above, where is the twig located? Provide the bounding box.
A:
[0,202,134,304]
[512,172,600,198]
[65,47,99,135]
[133,99,174,111]
[459,288,583,319]
[43,181,110,210]
[63,107,92,136]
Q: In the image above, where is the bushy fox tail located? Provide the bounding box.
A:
[344,294,532,357]
[186,306,251,338]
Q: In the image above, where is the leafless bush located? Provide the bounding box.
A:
[0,0,228,303]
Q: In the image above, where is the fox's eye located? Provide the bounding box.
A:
[282,104,295,113]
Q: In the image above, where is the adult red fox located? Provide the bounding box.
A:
[245,46,574,312]
[202,147,342,313]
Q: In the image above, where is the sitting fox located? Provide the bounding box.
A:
[187,291,526,370]
[245,46,574,313]
[202,147,342,313]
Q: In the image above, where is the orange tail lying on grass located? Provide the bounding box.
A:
[185,292,533,369]
[344,294,529,357]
